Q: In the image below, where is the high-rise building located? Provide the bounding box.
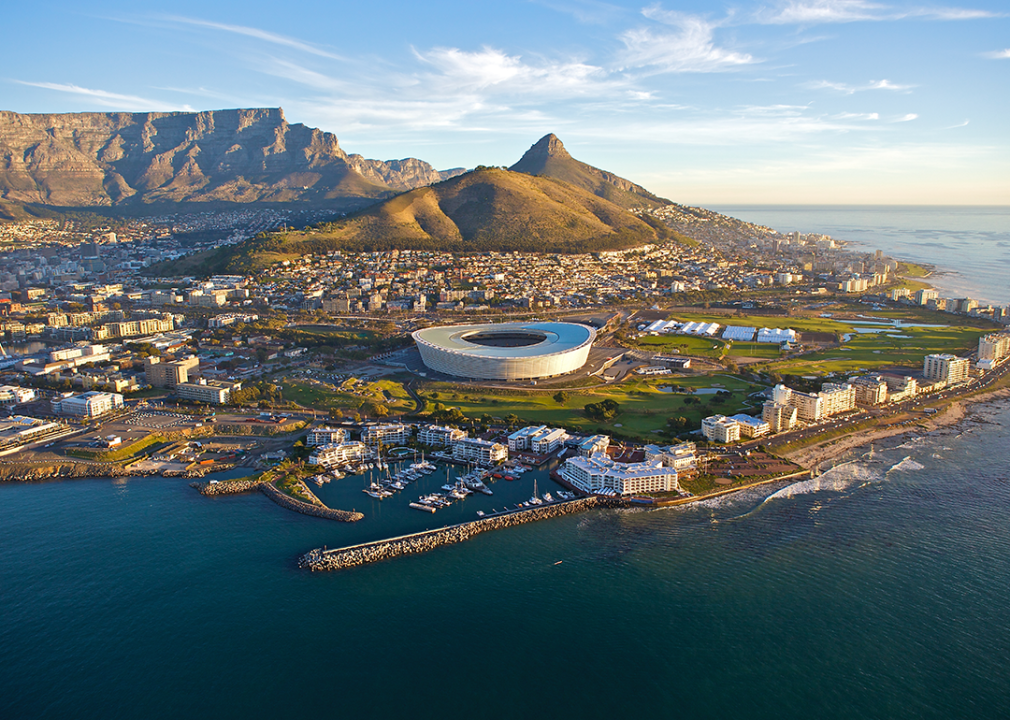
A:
[923,354,970,386]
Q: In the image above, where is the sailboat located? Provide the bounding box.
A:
[529,479,544,505]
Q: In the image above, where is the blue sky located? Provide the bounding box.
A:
[4,0,1008,204]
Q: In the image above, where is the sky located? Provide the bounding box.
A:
[3,0,1008,205]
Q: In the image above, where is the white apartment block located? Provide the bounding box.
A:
[851,375,889,405]
[977,333,1010,370]
[820,383,857,416]
[883,375,918,403]
[51,391,124,418]
[307,427,349,446]
[309,441,368,467]
[789,390,824,423]
[729,414,771,438]
[418,424,468,447]
[643,442,698,472]
[508,425,567,454]
[762,402,798,434]
[176,379,235,405]
[576,434,610,457]
[452,437,508,465]
[0,385,36,406]
[702,415,741,444]
[561,456,678,496]
[361,423,410,447]
[923,354,970,386]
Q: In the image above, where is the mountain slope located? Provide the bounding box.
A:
[509,134,669,210]
[167,167,678,275]
[0,108,464,208]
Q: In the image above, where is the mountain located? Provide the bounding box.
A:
[0,108,464,209]
[164,166,679,275]
[509,134,670,210]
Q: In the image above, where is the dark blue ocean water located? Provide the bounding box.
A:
[3,400,1010,720]
[711,205,1010,306]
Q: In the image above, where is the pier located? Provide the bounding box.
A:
[298,496,624,571]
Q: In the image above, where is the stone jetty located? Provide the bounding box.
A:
[260,481,364,523]
[190,476,269,496]
[298,496,625,571]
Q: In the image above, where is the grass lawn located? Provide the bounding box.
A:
[764,324,988,376]
[423,374,766,441]
[636,334,726,359]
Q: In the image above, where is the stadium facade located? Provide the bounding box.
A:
[412,322,596,381]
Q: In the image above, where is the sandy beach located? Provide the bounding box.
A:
[781,386,1010,471]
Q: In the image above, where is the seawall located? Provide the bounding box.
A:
[190,477,268,496]
[298,496,625,571]
[260,481,364,523]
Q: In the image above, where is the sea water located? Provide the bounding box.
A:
[711,205,1010,306]
[3,400,1010,720]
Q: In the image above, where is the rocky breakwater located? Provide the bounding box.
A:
[299,496,626,571]
[189,476,268,496]
[0,461,156,482]
[260,480,364,523]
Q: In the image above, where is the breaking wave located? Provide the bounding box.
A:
[762,461,883,504]
[888,457,925,472]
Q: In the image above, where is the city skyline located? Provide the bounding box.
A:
[4,0,1008,205]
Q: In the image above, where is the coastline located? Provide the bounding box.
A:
[780,386,1010,470]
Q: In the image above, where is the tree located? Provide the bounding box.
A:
[369,403,389,418]
[667,416,690,431]
[584,399,619,421]
[553,390,569,404]
[504,413,520,429]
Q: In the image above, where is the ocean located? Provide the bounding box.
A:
[4,207,1010,719]
[711,205,1010,306]
[3,402,1010,719]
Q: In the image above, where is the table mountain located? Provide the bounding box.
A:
[0,108,464,207]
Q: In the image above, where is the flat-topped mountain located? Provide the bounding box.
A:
[166,166,679,275]
[509,134,669,210]
[0,108,464,208]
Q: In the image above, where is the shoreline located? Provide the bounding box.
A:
[780,386,1010,470]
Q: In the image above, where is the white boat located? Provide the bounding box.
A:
[529,479,544,505]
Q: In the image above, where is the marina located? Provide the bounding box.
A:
[306,455,576,537]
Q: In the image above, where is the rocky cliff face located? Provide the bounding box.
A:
[0,108,465,207]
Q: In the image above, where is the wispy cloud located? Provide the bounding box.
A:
[756,0,1000,25]
[158,16,347,60]
[758,0,885,24]
[891,113,919,122]
[983,48,1010,59]
[833,111,880,119]
[618,8,756,72]
[531,0,629,25]
[944,119,970,128]
[806,78,915,93]
[14,81,193,111]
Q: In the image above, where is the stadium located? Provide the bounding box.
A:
[412,322,596,381]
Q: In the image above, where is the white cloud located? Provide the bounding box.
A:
[944,119,970,128]
[983,49,1010,59]
[415,46,607,94]
[14,81,193,111]
[806,78,914,93]
[618,9,756,72]
[834,112,880,119]
[159,16,346,60]
[758,0,885,25]
[892,113,919,122]
[756,1,1000,25]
